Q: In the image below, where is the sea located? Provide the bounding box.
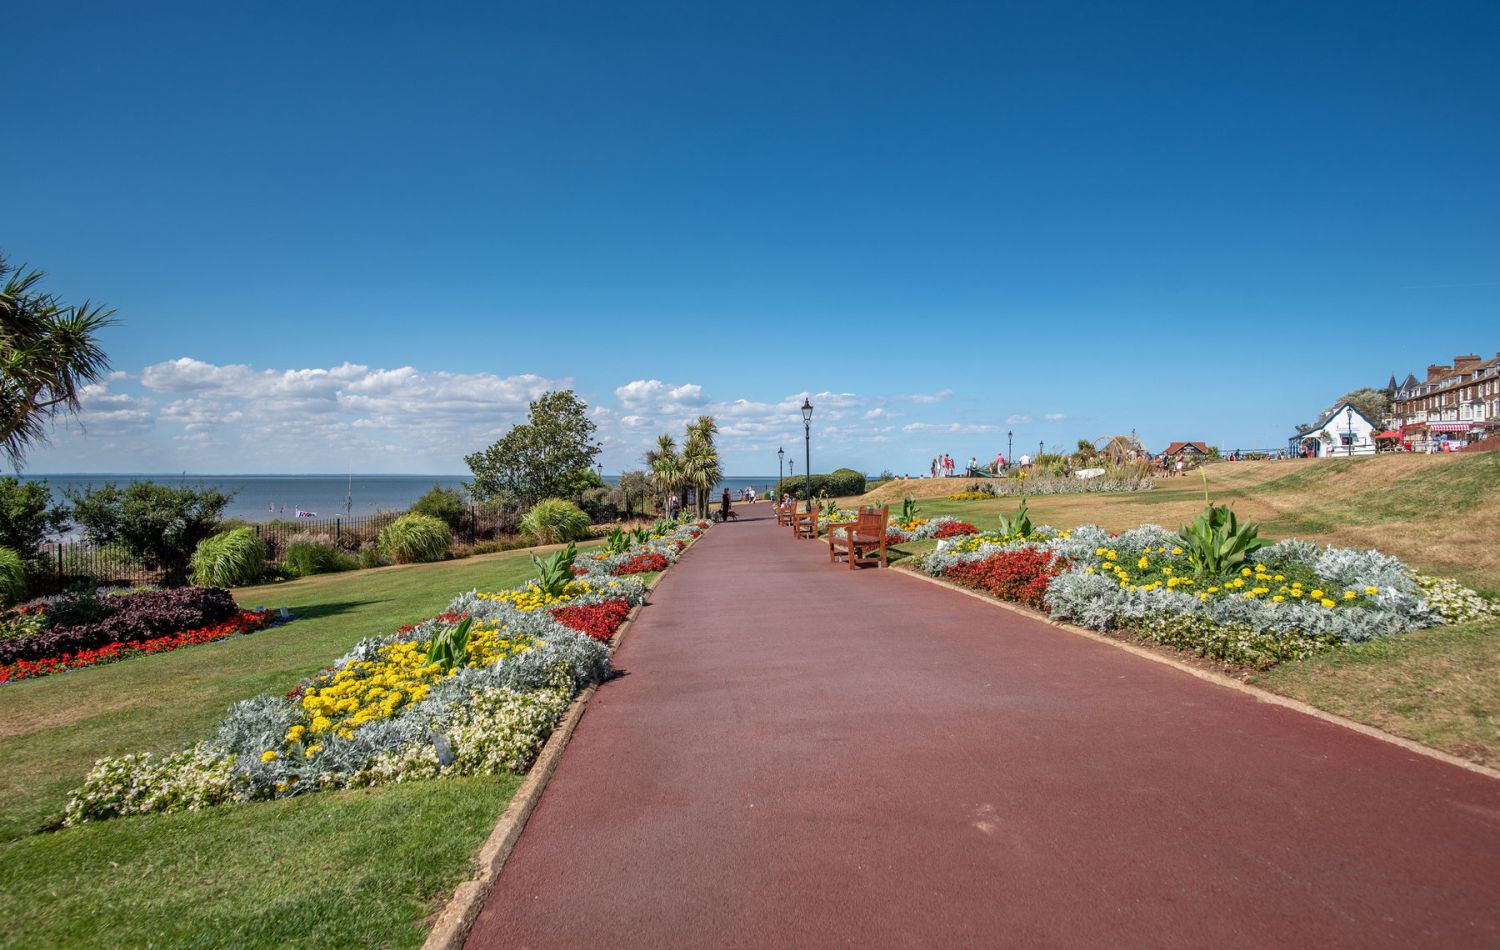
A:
[14,474,781,523]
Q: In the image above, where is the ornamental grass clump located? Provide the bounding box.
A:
[189,528,267,588]
[0,547,24,606]
[284,539,358,577]
[378,513,452,564]
[520,498,591,545]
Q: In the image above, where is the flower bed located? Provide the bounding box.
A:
[615,552,669,575]
[945,549,1069,611]
[0,587,242,667]
[64,518,708,825]
[551,600,633,642]
[885,515,970,544]
[922,520,1499,669]
[0,610,276,683]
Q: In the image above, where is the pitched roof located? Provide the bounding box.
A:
[1307,400,1378,432]
[1162,441,1207,455]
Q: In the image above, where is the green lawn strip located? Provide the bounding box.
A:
[1252,619,1500,768]
[0,774,520,949]
[0,547,583,843]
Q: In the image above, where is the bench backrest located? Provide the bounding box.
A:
[854,506,888,537]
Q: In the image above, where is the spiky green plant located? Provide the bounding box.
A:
[900,495,921,521]
[284,539,357,577]
[0,546,25,605]
[996,498,1033,539]
[1176,471,1266,579]
[426,615,473,673]
[377,513,452,564]
[520,498,591,545]
[531,541,578,598]
[605,527,631,555]
[188,528,266,587]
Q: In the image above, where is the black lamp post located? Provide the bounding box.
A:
[801,398,814,512]
[1038,440,1044,459]
[777,447,785,499]
[1007,430,1013,471]
[1346,406,1354,457]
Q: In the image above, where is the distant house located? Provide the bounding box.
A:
[1161,441,1209,463]
[1288,401,1378,458]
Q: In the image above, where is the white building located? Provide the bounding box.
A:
[1288,401,1379,458]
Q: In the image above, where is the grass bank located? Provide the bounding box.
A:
[0,543,592,948]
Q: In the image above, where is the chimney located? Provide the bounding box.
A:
[1426,363,1449,381]
[1452,354,1481,372]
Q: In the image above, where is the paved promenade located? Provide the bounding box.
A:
[468,507,1500,948]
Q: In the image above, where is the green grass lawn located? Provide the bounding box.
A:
[0,545,589,948]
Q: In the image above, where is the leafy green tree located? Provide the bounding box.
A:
[1335,387,1392,426]
[411,484,468,530]
[65,481,233,586]
[1,254,116,466]
[465,391,601,508]
[0,476,67,558]
[617,470,649,518]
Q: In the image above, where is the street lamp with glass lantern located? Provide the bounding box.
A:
[1007,430,1013,472]
[1346,406,1354,457]
[777,446,785,500]
[801,398,814,512]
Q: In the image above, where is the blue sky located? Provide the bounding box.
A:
[7,0,1497,474]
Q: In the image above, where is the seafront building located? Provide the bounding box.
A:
[1389,352,1500,449]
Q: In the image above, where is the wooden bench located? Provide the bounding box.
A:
[775,499,797,526]
[791,503,821,540]
[827,506,889,568]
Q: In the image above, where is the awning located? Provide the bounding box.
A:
[1429,422,1474,433]
[1373,431,1401,440]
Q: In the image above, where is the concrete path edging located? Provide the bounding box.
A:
[891,563,1500,783]
[421,554,687,950]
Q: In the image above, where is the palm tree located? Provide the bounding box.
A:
[644,433,683,516]
[1,256,116,467]
[682,416,722,518]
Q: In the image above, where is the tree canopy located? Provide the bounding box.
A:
[66,481,232,586]
[1,254,116,467]
[0,476,67,558]
[465,390,602,508]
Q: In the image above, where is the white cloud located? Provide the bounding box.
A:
[899,388,953,404]
[902,422,999,434]
[1043,412,1068,422]
[1006,413,1031,425]
[864,407,903,420]
[614,379,706,408]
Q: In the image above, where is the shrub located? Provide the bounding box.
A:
[190,528,267,588]
[773,469,867,500]
[285,539,358,577]
[520,498,591,545]
[36,585,114,629]
[378,513,453,564]
[411,485,467,530]
[945,549,1070,611]
[0,478,67,558]
[357,544,390,570]
[0,548,24,606]
[0,587,241,665]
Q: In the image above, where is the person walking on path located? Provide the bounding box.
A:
[720,488,732,522]
[668,494,680,519]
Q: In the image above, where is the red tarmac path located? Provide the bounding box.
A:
[468,507,1500,948]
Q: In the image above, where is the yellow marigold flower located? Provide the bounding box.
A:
[1310,589,1324,599]
[1105,551,1117,561]
[1241,567,1252,576]
[261,750,278,763]
[1344,590,1356,600]
[1138,556,1149,569]
[1274,574,1285,582]
[1171,547,1183,555]
[1096,547,1107,556]
[1207,586,1219,594]
[1320,598,1336,608]
[1364,586,1379,596]
[1254,563,1267,572]
[311,716,333,732]
[286,725,306,742]
[1198,593,1209,601]
[1273,595,1285,602]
